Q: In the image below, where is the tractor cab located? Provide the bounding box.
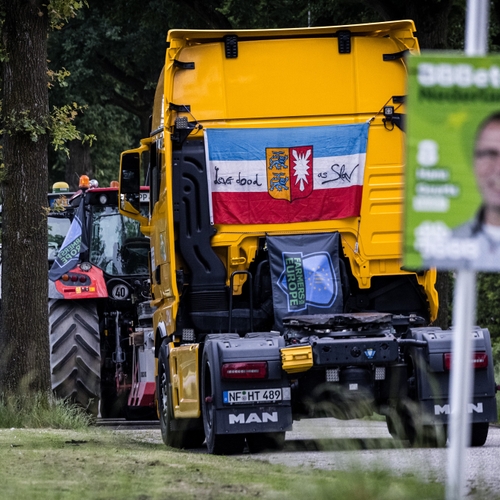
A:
[49,176,150,278]
[79,176,149,278]
[48,181,73,264]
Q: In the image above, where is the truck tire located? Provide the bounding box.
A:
[470,422,489,447]
[158,341,204,449]
[201,347,245,455]
[246,432,286,453]
[386,413,404,440]
[49,299,101,416]
[388,402,447,447]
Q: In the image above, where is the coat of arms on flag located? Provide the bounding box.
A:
[205,123,369,225]
[266,146,313,201]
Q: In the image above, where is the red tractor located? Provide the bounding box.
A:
[48,177,155,418]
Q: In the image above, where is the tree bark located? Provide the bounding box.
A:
[0,0,50,393]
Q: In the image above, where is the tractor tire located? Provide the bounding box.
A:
[49,299,101,417]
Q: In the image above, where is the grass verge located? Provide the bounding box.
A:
[0,427,445,500]
[0,393,93,429]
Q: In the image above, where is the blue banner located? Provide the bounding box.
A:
[267,233,344,329]
[49,197,88,281]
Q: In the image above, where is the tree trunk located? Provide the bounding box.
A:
[66,140,93,191]
[0,0,50,394]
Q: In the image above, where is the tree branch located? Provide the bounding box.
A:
[94,52,150,94]
[108,90,151,117]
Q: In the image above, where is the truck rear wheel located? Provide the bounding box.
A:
[158,341,204,449]
[246,432,286,453]
[387,403,447,447]
[49,299,101,416]
[470,422,489,447]
[201,348,245,455]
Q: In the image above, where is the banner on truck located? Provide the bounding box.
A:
[205,123,369,225]
[404,53,500,271]
[267,232,344,330]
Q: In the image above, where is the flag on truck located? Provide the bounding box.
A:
[205,123,369,225]
[49,197,88,281]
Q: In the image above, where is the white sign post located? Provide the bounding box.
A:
[446,4,489,499]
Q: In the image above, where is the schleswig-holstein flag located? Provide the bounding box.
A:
[205,123,369,225]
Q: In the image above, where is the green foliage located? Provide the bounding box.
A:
[50,102,95,155]
[0,393,92,429]
[0,102,94,157]
[446,272,500,344]
[0,4,5,62]
[1,109,48,142]
[491,339,500,420]
[217,0,378,29]
[476,273,500,342]
[48,104,139,186]
[47,0,89,29]
[47,0,172,181]
[48,67,71,88]
[0,0,91,176]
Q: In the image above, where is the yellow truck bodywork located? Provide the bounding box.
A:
[120,21,438,421]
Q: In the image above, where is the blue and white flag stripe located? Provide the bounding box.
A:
[205,123,369,162]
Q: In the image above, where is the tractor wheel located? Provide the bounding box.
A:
[49,299,101,417]
[158,341,205,449]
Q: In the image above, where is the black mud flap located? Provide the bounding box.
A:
[406,326,498,424]
[215,406,293,435]
[423,396,497,425]
[202,334,292,437]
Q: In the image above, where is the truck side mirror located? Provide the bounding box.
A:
[119,145,149,227]
[121,152,141,211]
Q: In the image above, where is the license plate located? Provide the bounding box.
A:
[223,388,284,404]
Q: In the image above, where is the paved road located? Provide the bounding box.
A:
[112,418,500,496]
[244,418,500,497]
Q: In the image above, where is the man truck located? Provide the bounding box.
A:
[118,20,497,453]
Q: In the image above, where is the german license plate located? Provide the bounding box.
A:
[223,388,283,404]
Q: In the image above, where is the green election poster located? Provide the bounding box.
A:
[404,53,500,271]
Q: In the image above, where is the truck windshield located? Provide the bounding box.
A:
[89,205,149,276]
